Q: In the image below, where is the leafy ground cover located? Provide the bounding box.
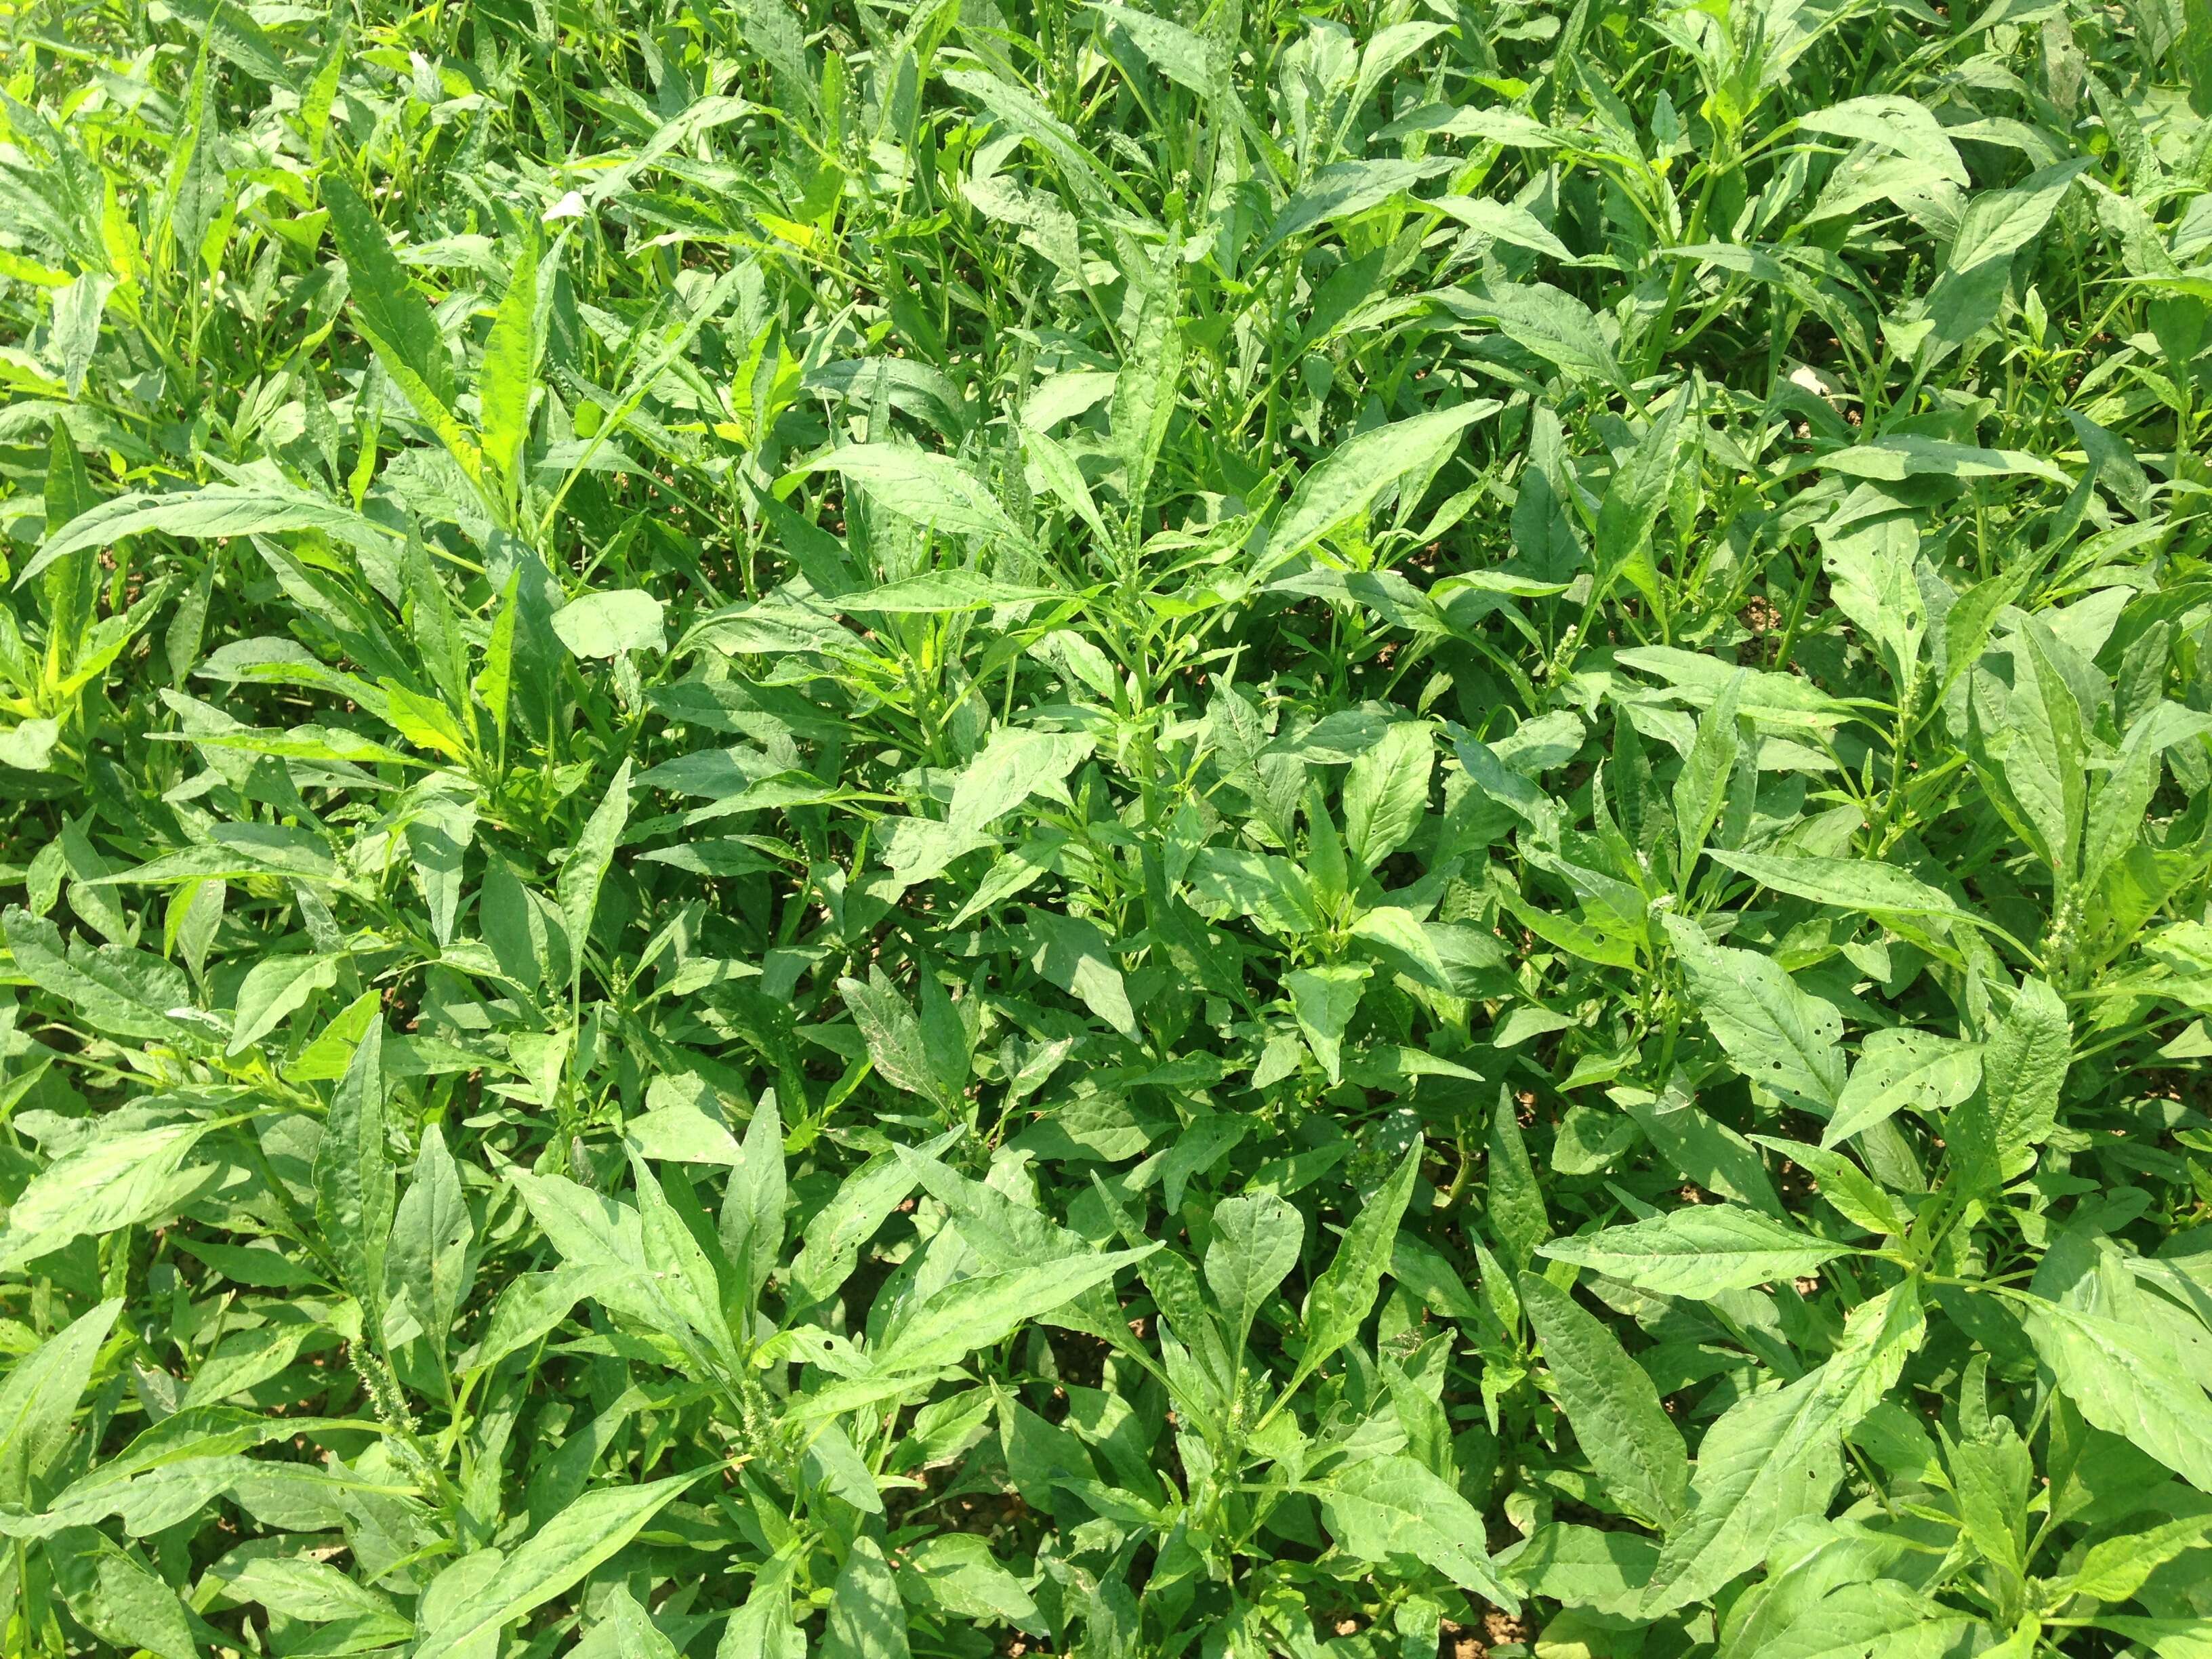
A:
[3,0,2212,1652]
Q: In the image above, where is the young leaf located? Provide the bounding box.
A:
[1343,720,1433,869]
[1204,1193,1303,1355]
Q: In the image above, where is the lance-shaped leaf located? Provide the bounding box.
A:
[0,1300,123,1504]
[1540,1206,1857,1298]
[0,1118,225,1273]
[870,1246,1155,1375]
[411,1473,701,1659]
[2022,1295,2212,1494]
[798,445,1031,549]
[556,758,631,991]
[19,483,400,588]
[322,172,480,475]
[1519,1273,1687,1527]
[1640,1283,1925,1614]
[1662,914,1845,1113]
[1314,1454,1519,1607]
[314,1017,394,1311]
[1265,403,1483,573]
[1298,1139,1422,1379]
[1946,975,2070,1189]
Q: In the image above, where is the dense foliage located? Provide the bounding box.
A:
[3,0,2212,1653]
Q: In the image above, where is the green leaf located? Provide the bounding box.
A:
[1203,1192,1303,1353]
[838,968,940,1101]
[1945,161,2091,276]
[0,1119,224,1272]
[314,1016,394,1311]
[1595,390,1689,613]
[1498,1524,1658,1618]
[1948,975,2070,1187]
[1267,403,1484,571]
[1433,195,1576,260]
[1485,1088,1552,1273]
[1540,1206,1856,1298]
[1261,158,1452,251]
[2022,1296,2212,1494]
[49,1527,199,1659]
[872,1246,1153,1374]
[1343,720,1433,867]
[18,482,399,589]
[556,758,632,989]
[1111,252,1185,517]
[480,232,543,489]
[552,591,665,658]
[1706,849,1984,929]
[719,1555,804,1659]
[1187,848,1322,936]
[1825,1027,1982,1148]
[1662,914,1845,1113]
[1300,1138,1421,1379]
[1027,909,1139,1042]
[895,1534,1043,1631]
[1439,281,1624,388]
[1729,1580,1964,1659]
[388,1122,474,1347]
[1799,96,1967,184]
[228,954,340,1056]
[412,1473,701,1659]
[800,445,1029,548]
[0,1300,122,1505]
[322,173,478,472]
[948,728,1094,834]
[3,905,187,1039]
[1748,1136,1909,1236]
[941,68,1119,207]
[821,1537,909,1659]
[2054,1514,2212,1605]
[1641,1283,1925,1614]
[1286,963,1368,1083]
[1671,668,1743,872]
[0,718,60,771]
[720,1098,786,1305]
[1314,1454,1518,1607]
[1519,1273,1688,1527]
[787,1135,954,1306]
